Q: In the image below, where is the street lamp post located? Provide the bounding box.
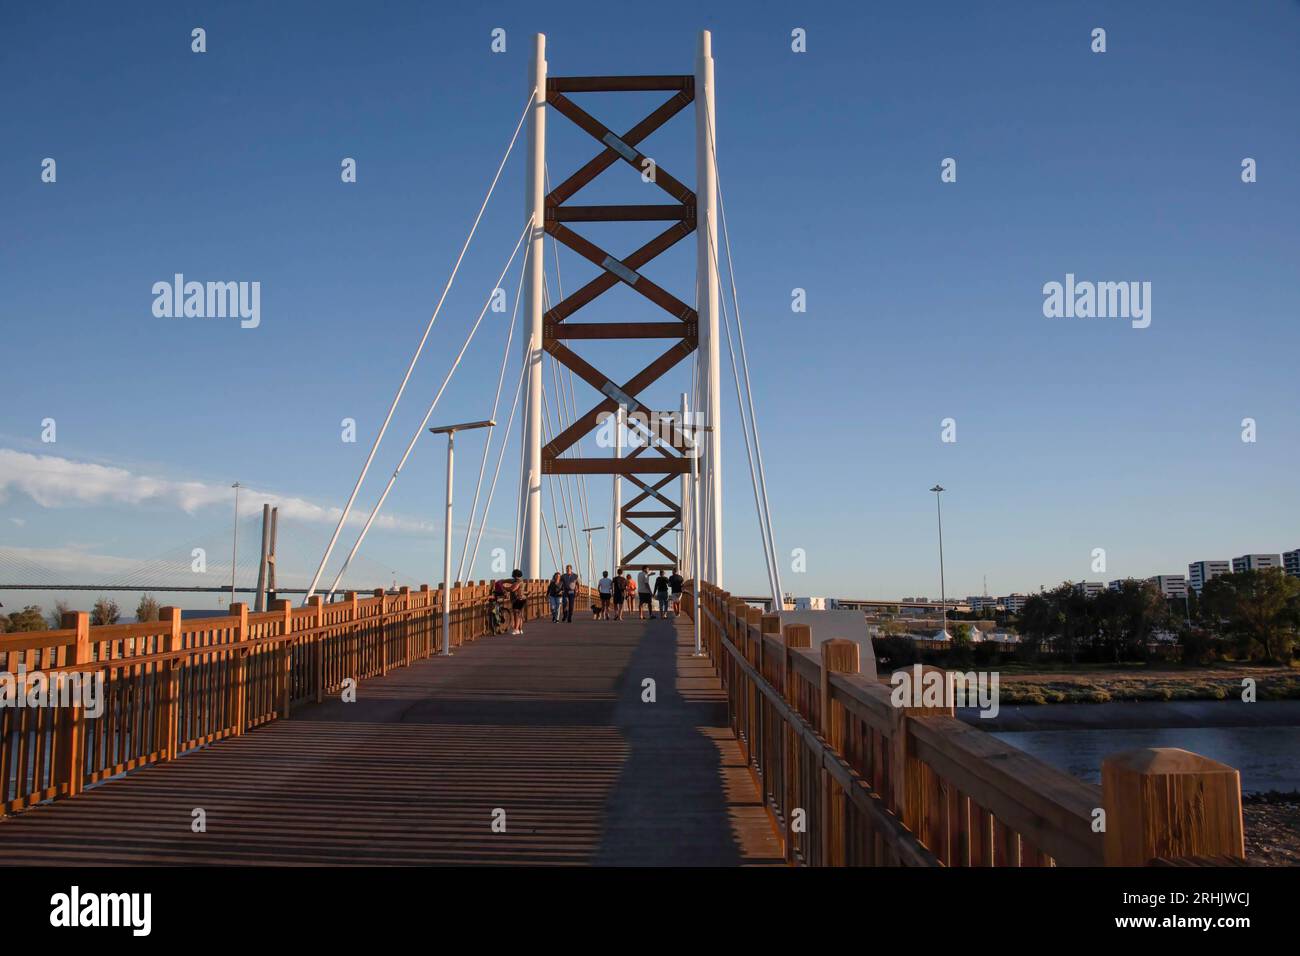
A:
[430,420,495,656]
[581,525,604,590]
[556,524,567,569]
[930,485,948,640]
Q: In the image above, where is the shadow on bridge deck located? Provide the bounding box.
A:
[0,615,782,866]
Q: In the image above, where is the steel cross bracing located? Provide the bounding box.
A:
[541,73,698,572]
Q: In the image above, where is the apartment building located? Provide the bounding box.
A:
[1187,560,1230,593]
[1000,593,1028,614]
[1284,549,1300,578]
[1149,574,1188,600]
[1232,554,1282,573]
[1074,581,1105,597]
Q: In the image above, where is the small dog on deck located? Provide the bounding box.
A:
[591,602,603,620]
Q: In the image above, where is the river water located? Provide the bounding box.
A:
[990,726,1300,793]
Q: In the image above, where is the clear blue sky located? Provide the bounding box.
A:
[2,0,1297,613]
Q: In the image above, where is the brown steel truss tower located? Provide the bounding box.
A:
[521,33,719,577]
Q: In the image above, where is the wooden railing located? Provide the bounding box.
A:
[686,581,1247,867]
[0,580,559,817]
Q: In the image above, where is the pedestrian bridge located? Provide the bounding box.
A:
[0,583,1246,866]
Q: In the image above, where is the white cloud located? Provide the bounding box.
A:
[0,449,434,535]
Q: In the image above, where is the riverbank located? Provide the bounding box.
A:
[989,662,1300,705]
[960,698,1300,730]
[1245,793,1300,866]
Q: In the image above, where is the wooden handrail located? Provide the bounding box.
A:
[683,580,1245,867]
[0,579,582,817]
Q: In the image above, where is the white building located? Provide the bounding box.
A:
[1000,593,1028,614]
[1108,578,1133,593]
[1149,574,1188,600]
[967,595,999,613]
[1232,554,1282,573]
[1283,549,1300,578]
[1074,581,1105,597]
[1188,560,1230,592]
[792,597,839,611]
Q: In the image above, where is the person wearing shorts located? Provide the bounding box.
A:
[637,567,653,620]
[508,569,527,634]
[669,568,684,616]
[598,571,613,619]
[612,572,626,620]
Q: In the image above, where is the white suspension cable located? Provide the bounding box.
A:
[540,274,591,571]
[468,354,530,576]
[456,245,527,582]
[539,210,596,544]
[716,188,783,603]
[306,89,536,599]
[718,279,779,602]
[325,217,533,598]
[540,375,582,567]
[706,107,783,603]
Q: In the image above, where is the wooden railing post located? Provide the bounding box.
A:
[399,586,412,666]
[56,611,90,797]
[1102,748,1245,865]
[344,592,359,680]
[272,599,293,718]
[781,623,811,704]
[158,606,182,761]
[435,584,445,654]
[819,639,859,867]
[779,622,810,865]
[759,614,780,678]
[888,665,954,849]
[418,585,430,658]
[308,595,325,702]
[452,582,462,650]
[374,588,388,676]
[229,602,249,736]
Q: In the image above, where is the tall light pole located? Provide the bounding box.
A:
[556,523,567,569]
[431,420,495,656]
[229,481,241,604]
[581,525,604,587]
[930,485,948,639]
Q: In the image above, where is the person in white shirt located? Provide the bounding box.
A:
[597,571,613,619]
[636,567,652,620]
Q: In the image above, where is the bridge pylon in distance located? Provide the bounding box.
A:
[519,32,721,579]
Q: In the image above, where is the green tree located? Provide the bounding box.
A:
[135,594,160,623]
[1017,589,1064,657]
[1201,569,1300,662]
[5,605,48,633]
[91,596,120,626]
[1095,580,1168,662]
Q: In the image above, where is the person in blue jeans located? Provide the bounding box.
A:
[560,564,579,622]
[546,572,563,622]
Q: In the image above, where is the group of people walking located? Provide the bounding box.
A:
[594,566,683,621]
[501,565,686,636]
[541,565,685,622]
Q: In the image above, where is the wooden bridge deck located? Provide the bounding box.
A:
[0,614,782,866]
